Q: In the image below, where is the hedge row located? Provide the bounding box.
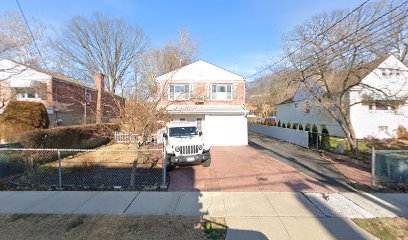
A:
[16,123,119,149]
[0,124,120,177]
[253,120,331,149]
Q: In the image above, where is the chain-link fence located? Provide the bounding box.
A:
[372,149,408,187]
[0,147,167,190]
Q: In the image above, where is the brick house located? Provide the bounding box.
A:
[0,59,119,127]
[156,60,249,146]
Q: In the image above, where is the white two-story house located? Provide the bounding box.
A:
[156,60,249,146]
[276,55,408,139]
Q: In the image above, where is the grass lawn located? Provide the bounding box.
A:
[0,214,226,240]
[328,137,369,153]
[43,143,162,168]
[353,218,408,240]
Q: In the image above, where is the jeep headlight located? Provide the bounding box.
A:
[175,146,180,152]
[198,145,203,150]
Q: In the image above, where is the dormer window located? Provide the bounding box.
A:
[169,84,190,100]
[382,70,387,76]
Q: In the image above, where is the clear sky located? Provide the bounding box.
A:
[1,0,365,79]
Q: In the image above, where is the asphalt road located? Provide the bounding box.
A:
[248,132,356,192]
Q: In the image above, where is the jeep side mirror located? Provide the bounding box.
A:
[198,131,202,136]
[163,133,168,138]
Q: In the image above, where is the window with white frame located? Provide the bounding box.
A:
[16,89,41,100]
[211,84,232,100]
[368,102,396,111]
[169,84,190,100]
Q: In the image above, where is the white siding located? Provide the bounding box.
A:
[276,55,408,139]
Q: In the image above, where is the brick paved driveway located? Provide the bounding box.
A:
[168,146,336,192]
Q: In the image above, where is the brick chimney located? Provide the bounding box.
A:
[94,73,105,123]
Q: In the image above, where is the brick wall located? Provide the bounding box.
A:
[158,81,245,106]
[51,78,120,126]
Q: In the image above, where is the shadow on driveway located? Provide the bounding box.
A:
[249,132,356,192]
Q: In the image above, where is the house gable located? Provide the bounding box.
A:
[357,55,408,98]
[156,60,244,82]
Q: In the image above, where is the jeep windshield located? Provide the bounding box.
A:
[169,127,198,137]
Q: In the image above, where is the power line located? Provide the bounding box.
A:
[247,10,408,89]
[300,0,408,72]
[248,0,408,84]
[15,0,45,64]
[245,0,372,79]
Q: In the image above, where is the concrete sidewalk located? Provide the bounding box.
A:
[0,191,407,239]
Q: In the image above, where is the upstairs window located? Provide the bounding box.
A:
[169,84,190,100]
[211,84,232,100]
[369,102,396,111]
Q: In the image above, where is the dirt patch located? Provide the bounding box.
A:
[0,214,226,240]
[353,218,408,240]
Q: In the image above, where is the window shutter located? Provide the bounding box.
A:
[40,83,47,100]
[227,85,232,100]
[212,85,217,99]
[169,85,174,100]
[232,84,238,100]
[185,84,190,100]
[206,84,211,99]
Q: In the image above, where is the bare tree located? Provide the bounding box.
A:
[0,11,46,67]
[366,0,408,63]
[116,29,199,143]
[133,29,198,99]
[274,1,408,155]
[247,71,299,117]
[52,13,149,93]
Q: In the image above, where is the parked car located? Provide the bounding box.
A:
[163,121,211,171]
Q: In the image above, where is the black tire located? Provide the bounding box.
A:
[167,163,175,171]
[165,156,175,171]
[202,158,211,167]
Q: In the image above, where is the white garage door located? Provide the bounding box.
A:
[204,115,248,146]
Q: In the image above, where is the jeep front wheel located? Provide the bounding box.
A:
[165,156,175,171]
[202,158,211,167]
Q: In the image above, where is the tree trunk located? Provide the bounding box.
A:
[341,115,360,157]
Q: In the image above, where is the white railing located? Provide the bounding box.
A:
[114,132,139,143]
[248,124,309,148]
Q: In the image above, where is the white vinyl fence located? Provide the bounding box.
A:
[114,132,138,143]
[248,124,309,148]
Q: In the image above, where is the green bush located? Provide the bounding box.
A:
[17,123,119,149]
[287,122,291,128]
[310,124,320,148]
[292,123,297,130]
[0,101,49,142]
[305,124,311,131]
[298,124,304,130]
[320,126,331,150]
[282,122,286,128]
[277,120,281,127]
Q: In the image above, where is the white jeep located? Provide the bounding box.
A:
[163,121,211,171]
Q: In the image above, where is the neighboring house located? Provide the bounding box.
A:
[0,59,118,127]
[276,55,408,139]
[156,60,249,146]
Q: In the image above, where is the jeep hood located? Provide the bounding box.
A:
[168,136,204,146]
